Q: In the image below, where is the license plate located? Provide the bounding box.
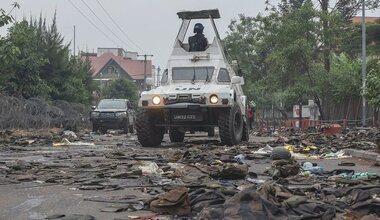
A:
[172,114,200,121]
[101,113,114,118]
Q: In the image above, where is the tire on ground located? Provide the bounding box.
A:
[218,104,244,146]
[169,128,185,142]
[136,109,164,147]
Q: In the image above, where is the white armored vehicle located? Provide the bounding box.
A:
[136,9,249,147]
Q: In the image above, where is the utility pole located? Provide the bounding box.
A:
[138,54,153,91]
[361,0,367,127]
[73,25,76,58]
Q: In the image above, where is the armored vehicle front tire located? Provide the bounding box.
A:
[136,109,164,147]
[169,128,185,142]
[218,104,243,146]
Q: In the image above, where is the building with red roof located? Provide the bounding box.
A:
[82,48,153,91]
[351,16,380,23]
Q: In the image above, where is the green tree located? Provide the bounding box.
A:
[365,57,380,126]
[342,20,380,57]
[103,78,138,104]
[35,13,93,103]
[1,21,50,98]
[0,13,95,103]
[226,0,378,120]
[365,57,380,108]
[0,2,19,28]
[60,59,95,103]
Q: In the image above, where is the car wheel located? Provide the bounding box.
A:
[100,127,107,134]
[136,109,164,147]
[218,104,243,146]
[92,123,98,132]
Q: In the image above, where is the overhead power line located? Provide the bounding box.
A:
[96,0,147,53]
[67,0,119,47]
[80,0,134,50]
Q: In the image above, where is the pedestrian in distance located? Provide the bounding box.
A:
[247,102,255,129]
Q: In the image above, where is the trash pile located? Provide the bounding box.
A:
[0,128,379,219]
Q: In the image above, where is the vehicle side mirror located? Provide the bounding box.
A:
[146,78,153,86]
[231,76,242,84]
[91,106,96,110]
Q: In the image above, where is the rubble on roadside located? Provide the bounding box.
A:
[0,127,379,219]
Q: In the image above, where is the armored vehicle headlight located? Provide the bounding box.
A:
[152,96,161,105]
[210,95,219,104]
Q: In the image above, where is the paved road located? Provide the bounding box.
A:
[0,132,378,220]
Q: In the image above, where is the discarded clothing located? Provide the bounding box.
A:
[265,159,300,179]
[150,187,191,216]
[189,189,225,212]
[287,201,336,220]
[199,186,288,220]
[218,163,248,180]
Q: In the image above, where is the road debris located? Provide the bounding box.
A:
[0,127,379,219]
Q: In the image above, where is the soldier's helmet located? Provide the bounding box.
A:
[193,23,204,33]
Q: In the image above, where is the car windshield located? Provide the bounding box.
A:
[172,67,214,81]
[97,100,126,109]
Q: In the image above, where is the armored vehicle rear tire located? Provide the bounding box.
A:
[169,128,185,142]
[136,109,164,147]
[218,104,243,146]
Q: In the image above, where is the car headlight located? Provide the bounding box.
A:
[91,112,100,117]
[152,96,161,105]
[210,95,219,104]
[115,112,127,118]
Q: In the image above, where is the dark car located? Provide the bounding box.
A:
[90,99,135,133]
